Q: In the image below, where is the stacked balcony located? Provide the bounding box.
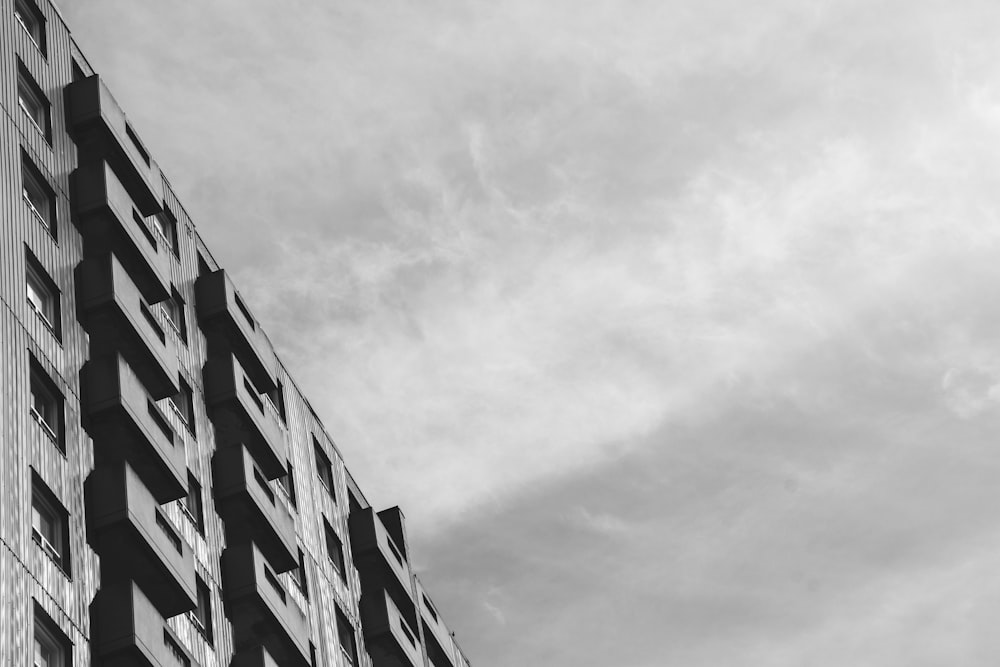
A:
[86,462,196,618]
[360,590,423,667]
[204,351,285,479]
[221,542,311,667]
[82,354,186,502]
[231,645,281,667]
[65,75,164,215]
[213,444,297,572]
[77,253,178,400]
[349,508,416,615]
[93,581,198,667]
[196,269,277,393]
[73,160,171,304]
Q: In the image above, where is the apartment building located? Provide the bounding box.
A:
[2,1,472,666]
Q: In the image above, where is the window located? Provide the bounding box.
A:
[34,604,69,667]
[314,438,335,497]
[275,462,296,508]
[169,378,195,436]
[336,608,358,666]
[31,473,69,574]
[324,519,346,582]
[190,577,213,644]
[265,380,286,423]
[14,0,45,54]
[17,62,49,140]
[152,208,178,257]
[159,287,187,343]
[181,472,204,534]
[22,153,54,235]
[29,356,63,450]
[290,548,308,597]
[26,251,59,337]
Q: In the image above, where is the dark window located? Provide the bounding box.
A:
[169,378,195,437]
[155,511,182,553]
[266,380,286,423]
[15,0,46,54]
[275,462,296,507]
[29,355,63,451]
[26,249,60,339]
[325,519,346,582]
[336,608,358,666]
[31,472,69,575]
[423,594,439,623]
[182,472,204,534]
[17,61,49,140]
[153,207,179,258]
[124,123,150,166]
[191,577,213,644]
[21,151,55,237]
[34,603,69,667]
[314,438,335,497]
[290,548,308,598]
[160,287,187,343]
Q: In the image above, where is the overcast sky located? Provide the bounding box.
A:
[58,1,1000,665]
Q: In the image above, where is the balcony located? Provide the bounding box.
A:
[64,75,163,215]
[195,269,277,392]
[73,161,171,304]
[204,352,285,479]
[231,645,281,667]
[213,445,297,573]
[93,581,198,667]
[77,254,179,400]
[86,462,196,618]
[418,585,456,667]
[82,354,186,502]
[360,589,423,667]
[349,507,415,617]
[221,543,311,667]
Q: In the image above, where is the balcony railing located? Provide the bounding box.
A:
[359,589,423,667]
[349,507,416,619]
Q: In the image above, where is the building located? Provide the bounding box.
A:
[2,1,472,666]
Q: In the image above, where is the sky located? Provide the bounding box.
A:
[58,1,1000,665]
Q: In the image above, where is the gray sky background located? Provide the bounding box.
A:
[60,1,1000,665]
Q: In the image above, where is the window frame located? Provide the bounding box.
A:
[33,603,69,667]
[336,608,358,666]
[31,472,70,576]
[153,208,179,258]
[181,471,204,534]
[17,61,49,141]
[190,576,213,644]
[314,438,335,498]
[324,519,347,582]
[168,378,196,437]
[21,152,55,237]
[29,356,63,450]
[275,462,297,508]
[25,250,60,339]
[14,0,46,55]
[159,286,187,343]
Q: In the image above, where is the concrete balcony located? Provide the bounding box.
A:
[213,445,297,573]
[196,269,277,392]
[77,254,179,400]
[73,160,171,304]
[349,507,415,618]
[204,352,285,479]
[231,645,281,667]
[221,543,311,667]
[64,75,163,215]
[86,462,197,618]
[361,589,423,667]
[417,584,456,667]
[94,581,198,667]
[83,354,186,503]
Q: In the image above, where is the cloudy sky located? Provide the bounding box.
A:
[59,1,1000,665]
